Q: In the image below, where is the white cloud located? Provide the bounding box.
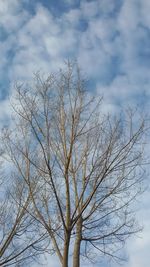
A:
[0,99,11,126]
[0,0,29,33]
[0,0,150,90]
[80,0,99,18]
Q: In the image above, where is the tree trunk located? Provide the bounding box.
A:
[62,234,70,267]
[73,218,82,267]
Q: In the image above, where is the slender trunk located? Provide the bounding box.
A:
[73,218,82,267]
[62,234,70,267]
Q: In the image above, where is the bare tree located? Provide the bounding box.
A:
[1,62,146,267]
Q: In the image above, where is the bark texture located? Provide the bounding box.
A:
[73,218,82,267]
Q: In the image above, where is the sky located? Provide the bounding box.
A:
[0,0,150,266]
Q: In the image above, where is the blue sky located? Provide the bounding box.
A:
[0,0,150,266]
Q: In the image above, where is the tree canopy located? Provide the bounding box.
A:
[0,63,146,267]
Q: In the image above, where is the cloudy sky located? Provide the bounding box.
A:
[0,0,150,266]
